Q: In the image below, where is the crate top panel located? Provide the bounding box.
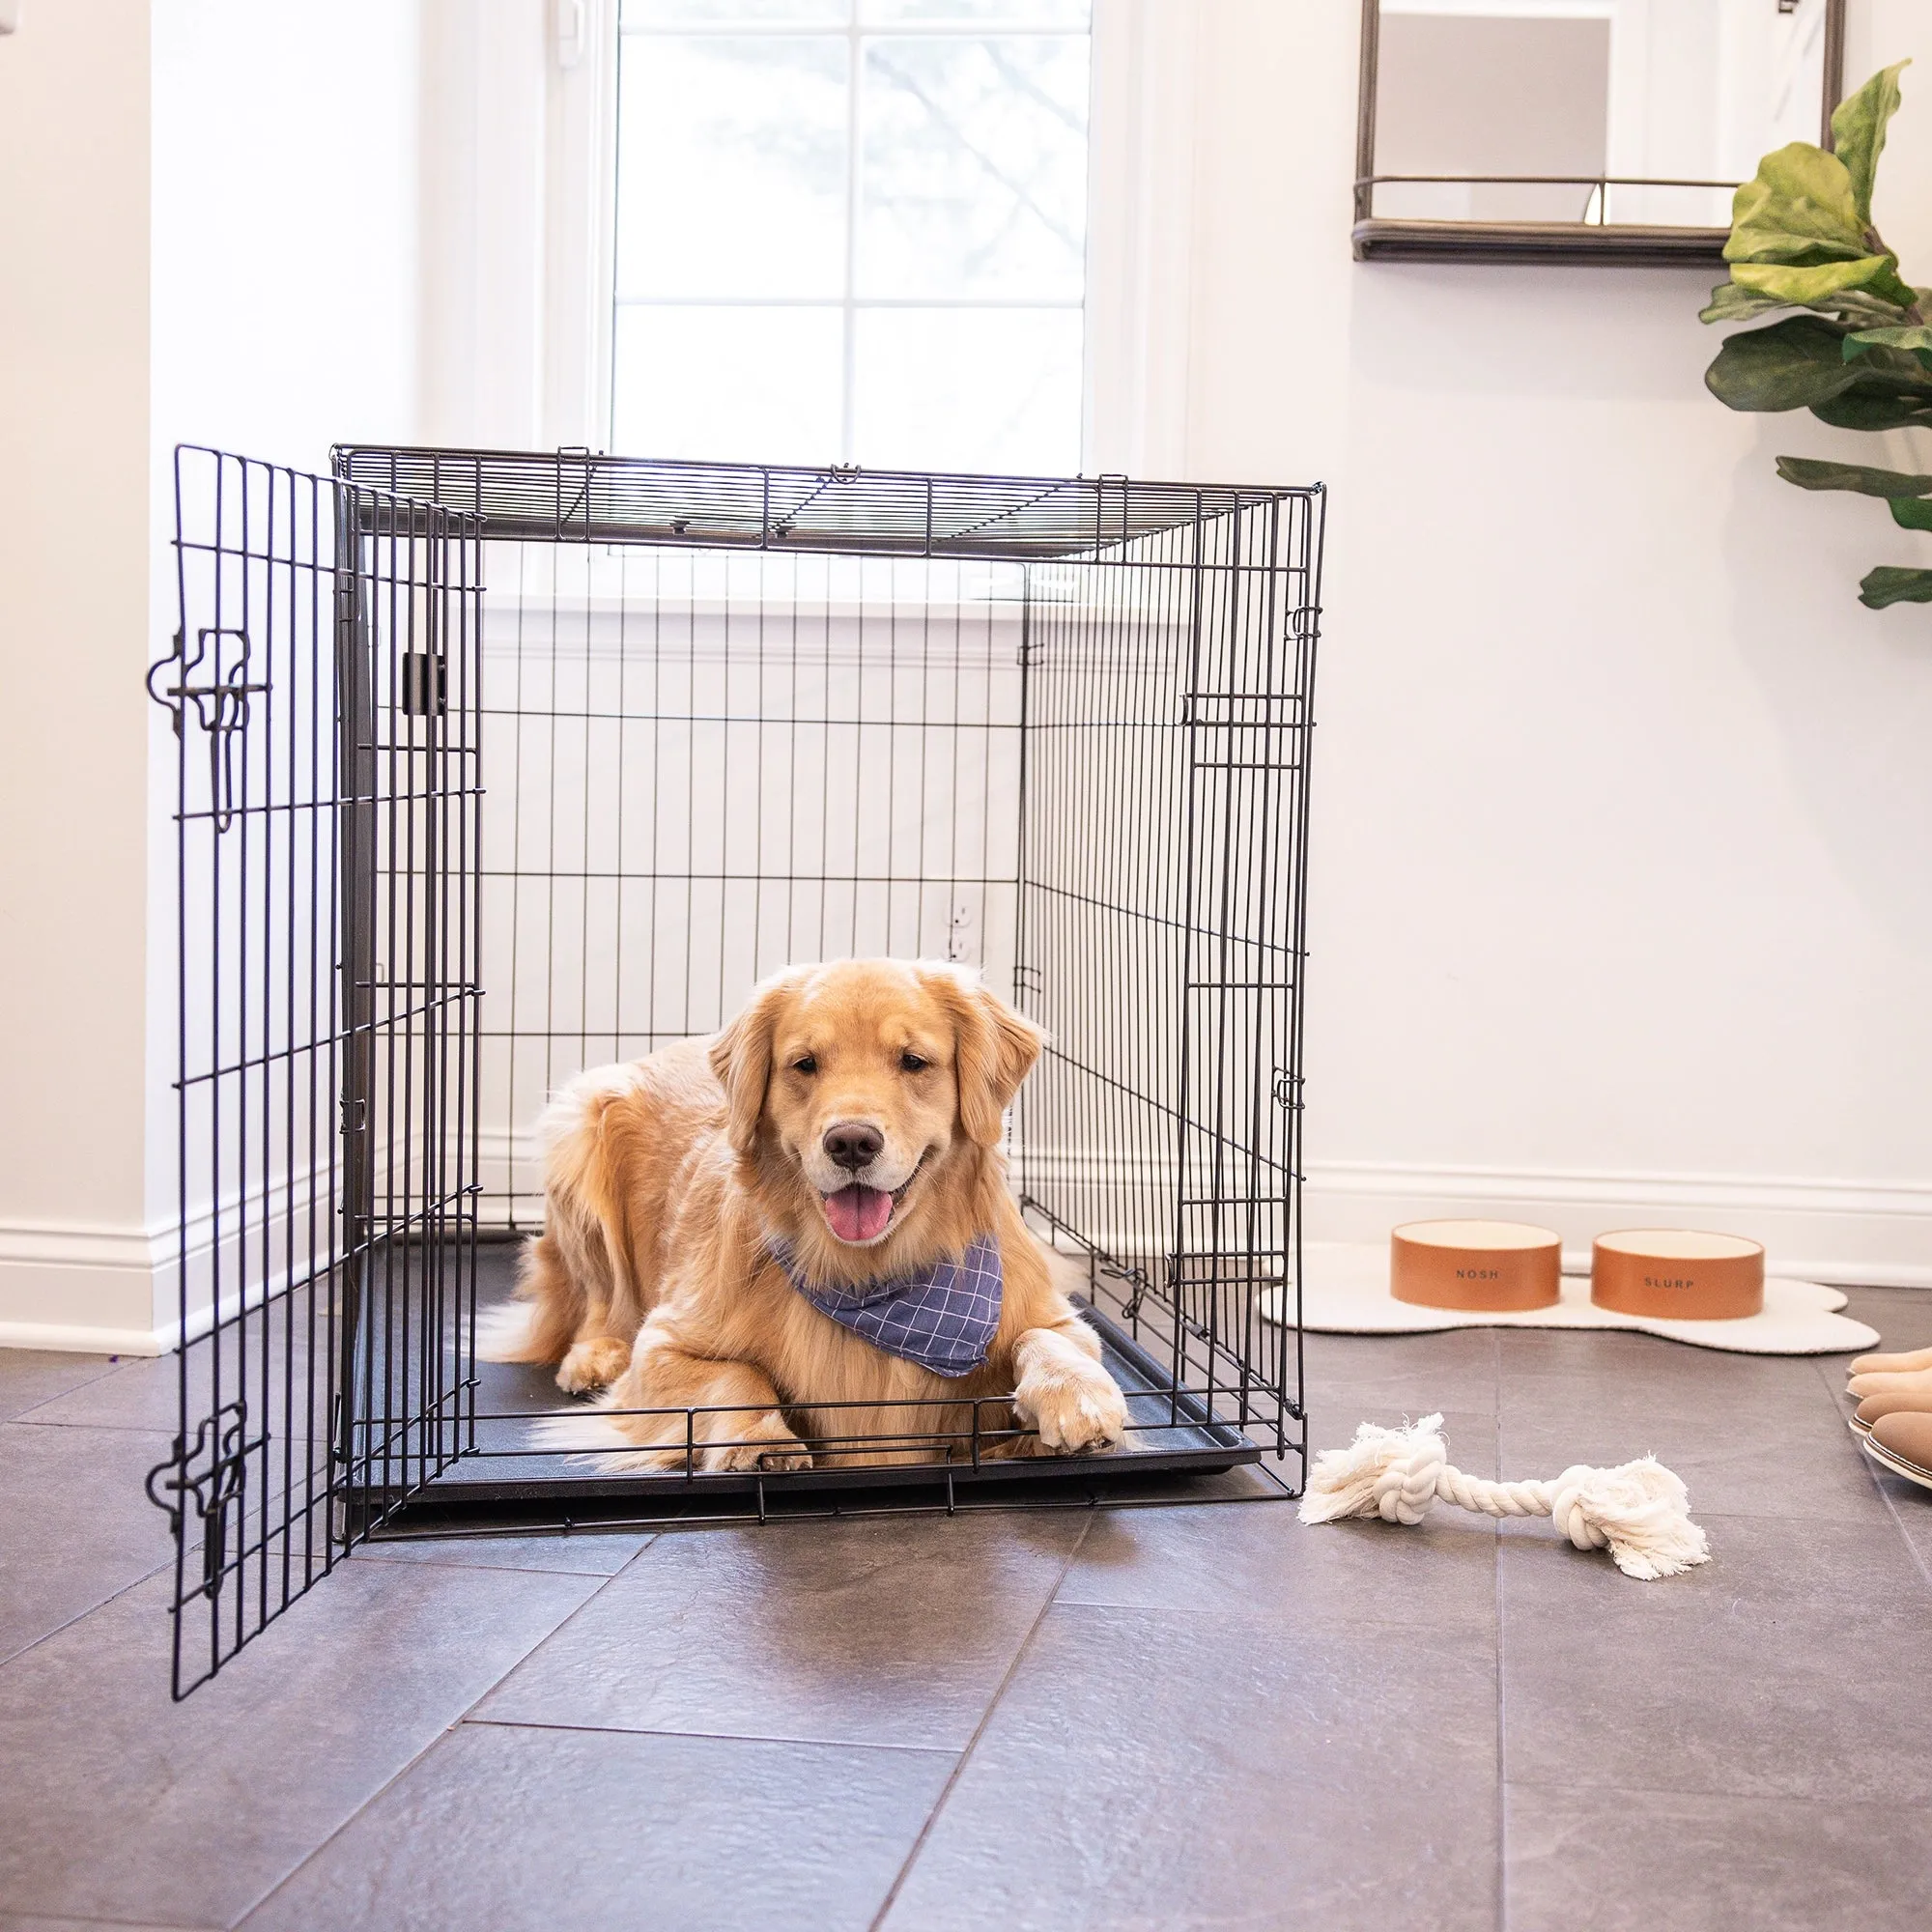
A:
[330,446,1320,562]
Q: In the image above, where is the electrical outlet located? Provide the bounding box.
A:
[947,901,976,963]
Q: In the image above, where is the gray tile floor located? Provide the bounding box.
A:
[2,1286,1930,1930]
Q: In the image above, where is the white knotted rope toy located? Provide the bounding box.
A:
[1298,1413,1711,1579]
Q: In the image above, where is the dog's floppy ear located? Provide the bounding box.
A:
[928,969,1045,1148]
[708,973,795,1158]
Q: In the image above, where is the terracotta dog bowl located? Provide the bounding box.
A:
[1390,1218,1563,1312]
[1591,1229,1765,1321]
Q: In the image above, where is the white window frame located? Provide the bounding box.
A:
[1081,0,1197,477]
[416,0,621,454]
[417,0,1199,478]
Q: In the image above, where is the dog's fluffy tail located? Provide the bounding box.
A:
[476,1298,547,1365]
[487,1229,607,1369]
[529,1399,681,1475]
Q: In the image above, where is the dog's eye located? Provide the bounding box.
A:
[899,1051,928,1074]
[792,1054,817,1075]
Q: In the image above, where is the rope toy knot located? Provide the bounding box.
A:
[1299,1413,1710,1580]
[1548,1469,1609,1553]
[1372,1431,1444,1524]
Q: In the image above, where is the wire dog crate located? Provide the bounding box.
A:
[147,442,1322,1694]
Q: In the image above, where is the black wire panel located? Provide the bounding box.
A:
[155,443,1319,1693]
[1013,497,1321,1455]
[374,446,1325,1477]
[332,444,1307,562]
[150,447,483,1698]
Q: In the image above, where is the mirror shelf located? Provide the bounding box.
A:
[1353,0,1845,269]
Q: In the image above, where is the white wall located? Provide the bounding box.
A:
[145,0,425,1342]
[0,0,157,1345]
[1175,0,1932,1281]
[149,0,422,474]
[5,0,1927,1356]
[0,0,425,1351]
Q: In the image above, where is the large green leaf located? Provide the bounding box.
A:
[1730,255,1918,311]
[1699,280,1789,325]
[1810,388,1932,431]
[1776,456,1932,497]
[1700,275,1913,328]
[1841,340,1932,376]
[1889,497,1932,531]
[1705,316,1860,412]
[1844,324,1932,362]
[1708,318,1932,424]
[1859,565,1932,608]
[1725,144,1869,264]
[1832,61,1910,226]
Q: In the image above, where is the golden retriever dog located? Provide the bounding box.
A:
[495,959,1128,1470]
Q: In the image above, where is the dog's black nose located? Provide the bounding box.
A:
[823,1122,884,1171]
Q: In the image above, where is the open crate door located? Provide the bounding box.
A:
[146,447,482,1697]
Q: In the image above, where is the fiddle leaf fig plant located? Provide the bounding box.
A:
[1701,60,1932,607]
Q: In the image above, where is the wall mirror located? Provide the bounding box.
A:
[1354,0,1845,264]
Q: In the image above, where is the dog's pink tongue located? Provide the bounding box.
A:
[826,1185,892,1242]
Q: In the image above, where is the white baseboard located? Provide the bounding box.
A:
[1302,1161,1932,1290]
[0,1219,168,1354]
[0,1167,331,1356]
[1013,1147,1932,1289]
[11,1146,1923,1357]
[0,1318,172,1357]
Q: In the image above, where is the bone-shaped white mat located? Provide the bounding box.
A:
[1265,1242,1877,1355]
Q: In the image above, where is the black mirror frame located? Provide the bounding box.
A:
[1352,0,1846,266]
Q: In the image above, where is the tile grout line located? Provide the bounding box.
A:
[1502,1769,1932,1807]
[349,1549,644,1581]
[1861,1453,1932,1592]
[0,1417,355,1676]
[12,1415,240,1437]
[3,1354,130,1420]
[1806,1348,1932,1592]
[866,1512,1096,1932]
[222,1537,657,1928]
[460,1714,963,1754]
[0,1552,179,1675]
[6,1913,219,1932]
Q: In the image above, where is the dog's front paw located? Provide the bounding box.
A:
[1015,1371,1127,1456]
[704,1412,814,1473]
[556,1336,632,1395]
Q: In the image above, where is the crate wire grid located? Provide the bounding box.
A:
[149,448,484,1696]
[472,537,1027,1228]
[151,443,1321,1697]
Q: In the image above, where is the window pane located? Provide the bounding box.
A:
[612,305,844,464]
[861,1,1090,23]
[851,306,1081,473]
[623,1,850,23]
[858,36,1089,299]
[617,37,848,298]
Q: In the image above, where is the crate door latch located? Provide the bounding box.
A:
[146,1400,256,1602]
[147,628,269,833]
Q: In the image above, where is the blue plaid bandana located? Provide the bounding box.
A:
[769,1234,1003,1378]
